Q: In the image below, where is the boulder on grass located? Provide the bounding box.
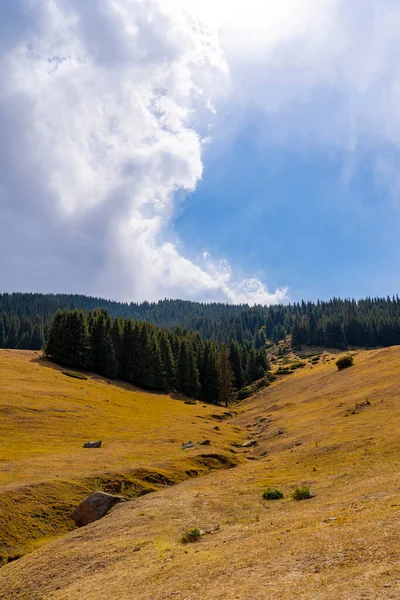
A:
[83,441,102,448]
[241,440,258,448]
[182,441,196,450]
[72,492,125,526]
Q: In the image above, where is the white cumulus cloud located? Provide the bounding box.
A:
[0,0,287,305]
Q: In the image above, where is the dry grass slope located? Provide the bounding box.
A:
[0,350,243,564]
[1,347,400,599]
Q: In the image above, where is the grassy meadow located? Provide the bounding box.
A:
[1,346,400,598]
[0,350,243,564]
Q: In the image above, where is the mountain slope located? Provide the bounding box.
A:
[0,350,243,564]
[1,347,400,599]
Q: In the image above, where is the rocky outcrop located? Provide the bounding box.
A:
[71,492,125,526]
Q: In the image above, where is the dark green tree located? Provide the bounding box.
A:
[229,340,245,390]
[218,344,236,407]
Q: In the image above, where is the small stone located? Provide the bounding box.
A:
[277,429,285,435]
[241,440,258,448]
[199,439,211,446]
[83,440,102,448]
[182,441,196,450]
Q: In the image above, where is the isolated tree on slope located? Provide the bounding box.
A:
[218,344,236,408]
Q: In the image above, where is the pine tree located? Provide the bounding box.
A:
[121,319,136,383]
[201,341,219,404]
[246,346,258,383]
[30,316,45,350]
[89,310,117,378]
[150,334,167,390]
[0,317,5,348]
[176,339,188,393]
[229,340,245,390]
[112,316,124,377]
[7,315,20,348]
[186,340,201,399]
[176,338,200,398]
[291,319,301,349]
[159,330,175,388]
[218,344,236,407]
[45,309,90,368]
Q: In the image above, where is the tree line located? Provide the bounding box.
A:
[2,293,400,351]
[44,309,269,404]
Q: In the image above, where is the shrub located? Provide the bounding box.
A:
[263,487,284,500]
[289,362,306,370]
[266,372,277,382]
[336,355,354,371]
[180,528,201,544]
[238,387,252,400]
[62,371,88,380]
[292,486,311,501]
[276,368,294,375]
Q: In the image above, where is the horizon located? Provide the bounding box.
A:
[2,289,400,308]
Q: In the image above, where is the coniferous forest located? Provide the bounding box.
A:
[44,308,268,404]
[2,292,400,352]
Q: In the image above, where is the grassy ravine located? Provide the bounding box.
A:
[1,347,400,599]
[0,350,243,565]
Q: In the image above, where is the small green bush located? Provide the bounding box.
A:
[289,361,306,370]
[292,486,311,501]
[180,528,201,544]
[276,368,294,375]
[62,371,88,380]
[263,487,284,500]
[266,372,278,382]
[238,387,252,400]
[336,355,354,371]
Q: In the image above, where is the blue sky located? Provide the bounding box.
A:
[176,111,400,302]
[0,0,399,305]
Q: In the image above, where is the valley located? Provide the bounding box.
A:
[1,346,399,598]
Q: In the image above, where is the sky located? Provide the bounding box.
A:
[1,0,400,305]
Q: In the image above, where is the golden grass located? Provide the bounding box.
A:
[0,350,243,564]
[1,347,400,599]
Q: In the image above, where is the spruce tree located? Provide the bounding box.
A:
[7,315,20,348]
[229,340,245,391]
[121,319,140,384]
[159,330,175,388]
[89,310,117,378]
[176,339,188,393]
[112,316,124,377]
[0,317,5,348]
[201,341,219,404]
[218,344,235,407]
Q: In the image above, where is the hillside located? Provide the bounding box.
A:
[0,350,244,565]
[1,347,400,598]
